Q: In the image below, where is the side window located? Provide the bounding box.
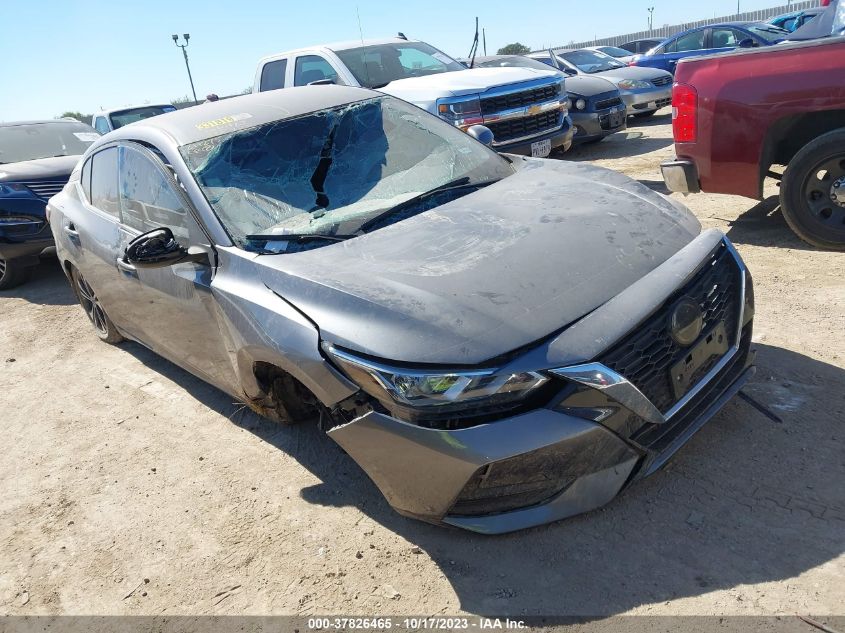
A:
[80,158,92,203]
[260,59,287,91]
[674,30,706,52]
[89,147,120,218]
[118,145,193,242]
[294,55,339,86]
[711,28,740,48]
[658,40,675,54]
[782,17,798,31]
[93,117,110,135]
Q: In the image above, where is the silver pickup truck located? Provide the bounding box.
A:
[253,36,574,157]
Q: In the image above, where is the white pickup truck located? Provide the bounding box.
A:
[253,36,573,157]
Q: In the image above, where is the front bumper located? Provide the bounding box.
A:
[0,226,54,263]
[620,86,672,112]
[328,233,755,534]
[571,108,628,144]
[661,158,701,194]
[494,116,574,156]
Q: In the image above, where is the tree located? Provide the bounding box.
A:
[58,111,92,125]
[497,43,531,55]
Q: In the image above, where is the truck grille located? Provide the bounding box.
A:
[19,180,67,200]
[480,84,561,115]
[594,96,623,111]
[486,110,561,143]
[651,75,672,87]
[598,242,742,413]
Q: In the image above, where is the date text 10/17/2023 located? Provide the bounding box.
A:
[307,617,528,630]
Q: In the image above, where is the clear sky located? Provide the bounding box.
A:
[1,0,792,121]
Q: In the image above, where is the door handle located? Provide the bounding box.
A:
[63,224,80,239]
[116,257,138,276]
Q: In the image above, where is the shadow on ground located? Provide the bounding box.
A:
[0,254,76,306]
[122,339,844,617]
[564,130,673,161]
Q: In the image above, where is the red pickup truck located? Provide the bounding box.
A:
[661,28,845,250]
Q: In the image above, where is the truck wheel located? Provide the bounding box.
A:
[780,128,845,251]
[0,258,34,290]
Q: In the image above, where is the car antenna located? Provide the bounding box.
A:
[467,17,479,68]
[356,6,372,87]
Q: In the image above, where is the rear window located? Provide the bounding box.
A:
[108,105,176,130]
[746,23,789,42]
[0,121,99,164]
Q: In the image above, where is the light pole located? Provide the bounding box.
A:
[172,33,198,105]
[647,7,655,32]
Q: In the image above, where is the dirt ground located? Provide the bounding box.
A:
[1,110,843,619]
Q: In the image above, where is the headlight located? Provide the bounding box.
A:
[617,79,652,90]
[325,345,549,420]
[572,97,587,111]
[436,95,484,130]
[0,183,36,198]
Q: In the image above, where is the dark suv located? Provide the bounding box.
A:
[0,119,99,288]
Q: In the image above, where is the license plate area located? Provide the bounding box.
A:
[670,322,729,399]
[531,139,552,158]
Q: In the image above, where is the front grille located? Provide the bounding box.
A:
[594,96,623,111]
[652,75,672,87]
[598,242,743,413]
[19,180,66,200]
[486,110,561,143]
[480,84,561,115]
[632,323,753,454]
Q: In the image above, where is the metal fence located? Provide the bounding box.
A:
[551,0,818,50]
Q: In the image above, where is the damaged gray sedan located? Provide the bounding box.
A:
[48,87,755,534]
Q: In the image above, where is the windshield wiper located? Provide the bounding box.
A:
[357,177,497,233]
[244,232,356,243]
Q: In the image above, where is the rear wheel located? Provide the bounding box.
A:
[70,267,123,343]
[0,258,34,290]
[780,128,845,251]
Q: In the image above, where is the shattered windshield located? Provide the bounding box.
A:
[180,96,513,252]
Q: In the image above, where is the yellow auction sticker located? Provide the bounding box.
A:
[195,112,253,130]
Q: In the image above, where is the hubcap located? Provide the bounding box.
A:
[803,156,845,227]
[76,275,108,335]
[0,259,6,279]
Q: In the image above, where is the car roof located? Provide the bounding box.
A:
[95,104,174,116]
[102,85,379,147]
[257,37,421,63]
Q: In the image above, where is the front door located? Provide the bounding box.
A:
[114,143,236,390]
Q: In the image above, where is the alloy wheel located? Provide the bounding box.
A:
[0,259,6,280]
[803,157,845,228]
[76,274,109,336]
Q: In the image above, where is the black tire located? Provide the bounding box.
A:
[70,267,124,343]
[780,128,845,251]
[632,110,657,119]
[0,258,34,290]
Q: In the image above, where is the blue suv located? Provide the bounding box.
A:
[632,22,788,74]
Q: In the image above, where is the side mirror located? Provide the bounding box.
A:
[466,125,494,147]
[307,78,336,86]
[738,38,757,48]
[563,67,578,76]
[124,227,209,269]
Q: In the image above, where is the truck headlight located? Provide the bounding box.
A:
[617,79,652,90]
[325,345,549,413]
[436,96,484,130]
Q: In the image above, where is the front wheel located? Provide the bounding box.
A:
[780,128,845,251]
[70,267,124,343]
[0,258,34,290]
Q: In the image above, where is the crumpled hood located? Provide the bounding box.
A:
[0,155,80,182]
[381,67,560,101]
[257,159,701,365]
[594,65,672,83]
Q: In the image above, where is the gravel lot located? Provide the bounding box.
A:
[1,110,843,619]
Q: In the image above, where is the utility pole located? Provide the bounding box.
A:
[172,33,198,105]
[482,28,487,56]
[647,6,655,31]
